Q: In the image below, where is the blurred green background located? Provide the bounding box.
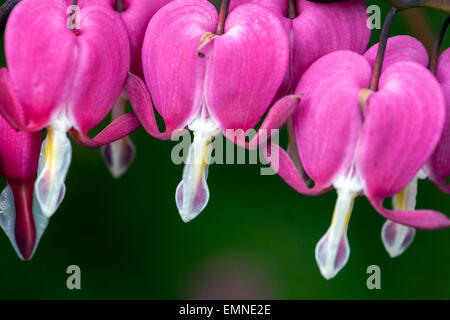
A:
[0,0,448,299]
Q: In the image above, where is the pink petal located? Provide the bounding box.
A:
[0,68,26,131]
[426,48,450,193]
[142,0,217,133]
[126,71,183,139]
[68,4,130,133]
[230,0,287,19]
[70,113,140,148]
[370,198,450,230]
[119,0,172,77]
[364,35,429,70]
[357,62,446,200]
[280,0,369,97]
[261,142,326,195]
[206,3,289,132]
[227,95,301,149]
[233,1,370,100]
[293,51,371,190]
[5,0,75,130]
[98,0,172,78]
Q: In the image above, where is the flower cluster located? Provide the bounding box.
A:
[0,0,448,280]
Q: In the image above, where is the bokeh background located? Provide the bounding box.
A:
[0,0,448,299]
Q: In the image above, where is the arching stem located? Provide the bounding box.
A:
[369,8,398,91]
[429,15,450,74]
[0,0,21,36]
[288,0,298,19]
[216,0,230,35]
[115,0,125,12]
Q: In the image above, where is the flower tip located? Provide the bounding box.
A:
[101,137,136,179]
[318,266,338,281]
[16,238,34,261]
[385,247,402,259]
[315,229,350,280]
[0,184,41,261]
[381,220,415,258]
[180,212,195,223]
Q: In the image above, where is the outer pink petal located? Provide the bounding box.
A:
[426,48,450,193]
[280,0,369,97]
[0,68,26,130]
[5,0,75,130]
[69,113,141,148]
[206,4,289,131]
[370,199,450,230]
[142,0,217,133]
[364,35,429,70]
[120,0,172,77]
[97,0,172,78]
[357,62,446,200]
[293,51,371,190]
[230,0,287,18]
[261,142,327,195]
[227,95,301,149]
[69,5,130,133]
[126,72,178,139]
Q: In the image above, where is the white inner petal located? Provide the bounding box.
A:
[315,168,362,279]
[382,177,418,258]
[175,115,219,223]
[35,119,72,218]
[315,188,356,280]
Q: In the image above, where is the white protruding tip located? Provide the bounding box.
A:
[381,220,415,258]
[35,125,71,218]
[315,187,356,280]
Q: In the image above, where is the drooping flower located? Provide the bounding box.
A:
[230,0,370,172]
[96,0,172,178]
[127,0,300,222]
[263,36,450,279]
[0,0,140,219]
[364,35,431,258]
[0,114,44,260]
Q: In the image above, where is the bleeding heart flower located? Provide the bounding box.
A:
[0,114,44,260]
[95,0,172,178]
[364,35,431,258]
[0,0,140,218]
[230,0,370,175]
[264,36,449,279]
[127,0,300,222]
